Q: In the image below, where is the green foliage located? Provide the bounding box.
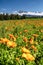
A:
[0,19,43,65]
[0,13,43,20]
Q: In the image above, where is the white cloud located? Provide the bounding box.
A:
[0,12,3,14]
[17,12,43,16]
[0,10,43,16]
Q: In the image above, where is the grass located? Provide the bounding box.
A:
[0,19,43,65]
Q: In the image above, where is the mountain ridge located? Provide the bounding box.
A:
[0,11,43,16]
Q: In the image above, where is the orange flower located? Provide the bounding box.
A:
[0,38,2,43]
[16,58,19,61]
[13,37,16,41]
[22,47,30,54]
[29,38,34,44]
[9,34,14,38]
[19,32,22,34]
[40,30,43,33]
[23,37,28,43]
[0,41,3,43]
[31,45,37,52]
[32,34,39,37]
[24,30,28,33]
[0,38,9,43]
[0,37,17,48]
[22,53,35,61]
[9,34,16,41]
[7,41,17,48]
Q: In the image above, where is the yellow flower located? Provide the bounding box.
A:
[19,32,22,34]
[9,34,16,41]
[22,53,35,61]
[16,58,19,61]
[32,34,39,37]
[31,45,37,52]
[22,47,30,54]
[24,30,28,33]
[7,41,17,48]
[29,38,34,44]
[23,37,28,43]
[0,38,9,43]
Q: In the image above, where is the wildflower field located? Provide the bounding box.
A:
[0,19,43,65]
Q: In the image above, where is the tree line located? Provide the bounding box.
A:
[0,13,43,20]
[0,13,27,20]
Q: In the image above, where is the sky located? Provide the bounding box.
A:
[0,0,43,13]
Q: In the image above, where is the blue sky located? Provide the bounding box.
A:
[0,0,43,13]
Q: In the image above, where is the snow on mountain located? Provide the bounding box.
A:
[0,11,43,16]
[13,11,43,16]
